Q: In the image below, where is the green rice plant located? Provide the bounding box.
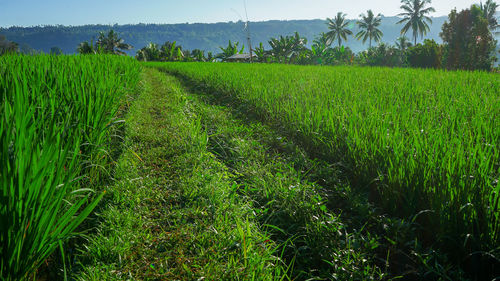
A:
[0,54,140,280]
[150,62,499,263]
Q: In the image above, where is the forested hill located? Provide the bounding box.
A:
[0,17,448,55]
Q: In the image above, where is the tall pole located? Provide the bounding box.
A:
[244,0,253,63]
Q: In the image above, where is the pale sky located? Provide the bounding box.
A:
[0,0,482,27]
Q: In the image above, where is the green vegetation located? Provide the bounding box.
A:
[127,1,498,71]
[1,53,498,280]
[77,30,132,55]
[72,68,288,280]
[356,10,384,48]
[0,17,449,55]
[216,40,245,61]
[480,0,500,31]
[150,62,500,279]
[326,13,353,48]
[397,0,436,45]
[267,32,308,64]
[406,39,441,68]
[0,35,18,55]
[441,5,498,71]
[0,1,498,279]
[0,55,140,280]
[135,41,211,62]
[75,66,409,280]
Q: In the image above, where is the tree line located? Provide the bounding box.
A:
[130,0,499,71]
[1,0,498,71]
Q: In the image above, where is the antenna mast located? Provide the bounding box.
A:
[243,0,253,63]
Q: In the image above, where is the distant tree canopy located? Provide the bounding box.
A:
[77,30,132,55]
[326,12,353,48]
[135,41,213,62]
[440,5,497,71]
[397,0,436,45]
[0,2,497,71]
[0,35,18,55]
[406,39,442,68]
[77,41,96,54]
[480,0,500,32]
[216,40,244,61]
[356,10,384,48]
[0,18,450,56]
[96,30,133,55]
[267,32,308,63]
[50,46,63,55]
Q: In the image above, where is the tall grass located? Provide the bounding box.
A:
[0,55,140,280]
[151,62,499,260]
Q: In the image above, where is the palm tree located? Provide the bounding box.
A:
[397,0,436,45]
[96,30,133,55]
[395,36,412,52]
[326,12,353,48]
[480,0,499,33]
[356,10,384,48]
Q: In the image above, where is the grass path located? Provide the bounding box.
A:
[72,67,462,280]
[74,68,284,280]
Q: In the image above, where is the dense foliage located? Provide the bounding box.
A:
[136,41,213,62]
[128,1,498,71]
[406,39,442,68]
[0,35,18,55]
[441,5,498,70]
[0,55,140,280]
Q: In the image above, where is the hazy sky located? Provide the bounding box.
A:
[0,0,481,27]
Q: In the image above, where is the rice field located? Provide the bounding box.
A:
[2,56,498,279]
[149,62,500,258]
[0,55,140,280]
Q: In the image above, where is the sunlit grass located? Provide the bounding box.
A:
[150,62,500,259]
[0,54,140,280]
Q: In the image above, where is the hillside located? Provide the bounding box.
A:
[0,17,449,55]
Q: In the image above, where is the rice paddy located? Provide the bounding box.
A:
[1,57,498,280]
[0,55,140,280]
[150,62,500,265]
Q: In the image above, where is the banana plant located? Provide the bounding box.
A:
[253,42,268,62]
[268,32,307,64]
[135,43,161,61]
[216,40,244,62]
